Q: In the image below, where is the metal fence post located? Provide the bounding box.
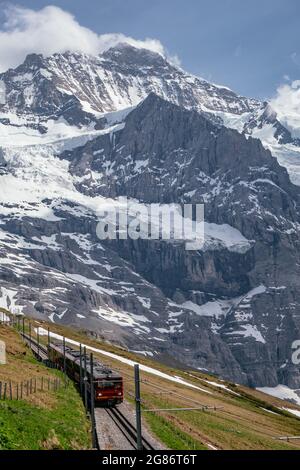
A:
[79,344,83,397]
[63,337,67,384]
[90,353,97,449]
[83,347,88,412]
[37,328,40,359]
[134,364,143,450]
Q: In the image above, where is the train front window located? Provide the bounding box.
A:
[97,380,122,389]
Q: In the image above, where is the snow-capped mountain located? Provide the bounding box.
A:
[2,43,299,183]
[1,44,300,388]
[0,44,260,119]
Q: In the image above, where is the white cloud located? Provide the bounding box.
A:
[270,80,300,139]
[0,4,172,72]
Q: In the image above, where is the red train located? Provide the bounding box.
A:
[47,342,123,406]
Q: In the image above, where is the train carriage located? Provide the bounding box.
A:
[48,342,123,406]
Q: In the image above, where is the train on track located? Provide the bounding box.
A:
[47,342,123,406]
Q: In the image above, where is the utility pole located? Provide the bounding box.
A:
[134,364,143,451]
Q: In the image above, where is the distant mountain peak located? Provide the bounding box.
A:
[0,43,260,127]
[102,42,167,67]
[0,43,297,170]
[17,52,45,70]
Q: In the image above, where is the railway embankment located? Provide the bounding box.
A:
[2,311,300,450]
[0,318,91,450]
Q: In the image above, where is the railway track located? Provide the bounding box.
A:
[20,331,154,450]
[105,406,155,450]
[21,333,49,361]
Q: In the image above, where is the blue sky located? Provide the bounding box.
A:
[0,0,299,99]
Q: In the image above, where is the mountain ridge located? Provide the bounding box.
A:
[1,43,299,183]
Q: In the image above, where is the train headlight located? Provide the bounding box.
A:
[98,392,102,396]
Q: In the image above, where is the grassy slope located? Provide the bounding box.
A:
[0,320,91,450]
[23,317,300,451]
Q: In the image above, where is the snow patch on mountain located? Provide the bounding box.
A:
[257,385,300,406]
[0,287,22,313]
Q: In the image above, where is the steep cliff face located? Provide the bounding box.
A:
[1,45,300,388]
[62,94,300,387]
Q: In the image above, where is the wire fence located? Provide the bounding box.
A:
[0,315,100,449]
[0,376,65,400]
[0,314,70,401]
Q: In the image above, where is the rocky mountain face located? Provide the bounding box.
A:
[1,44,300,389]
[2,43,299,181]
[64,93,300,387]
[0,44,260,124]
